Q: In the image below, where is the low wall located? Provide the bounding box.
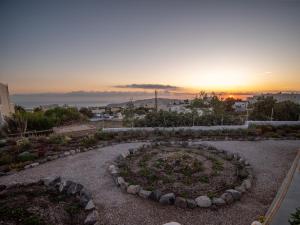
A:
[103,121,300,133]
[103,125,248,133]
[247,121,300,127]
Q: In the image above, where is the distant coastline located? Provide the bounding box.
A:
[10,91,253,109]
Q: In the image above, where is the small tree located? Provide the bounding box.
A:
[289,207,300,225]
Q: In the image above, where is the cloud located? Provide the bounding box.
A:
[114,84,180,90]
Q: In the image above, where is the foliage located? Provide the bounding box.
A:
[48,134,68,145]
[80,135,97,147]
[250,97,300,121]
[5,107,84,134]
[273,101,300,121]
[16,138,31,151]
[134,109,243,127]
[123,101,135,127]
[44,107,82,125]
[94,130,114,140]
[0,153,13,165]
[17,152,36,162]
[289,208,300,225]
[79,107,93,118]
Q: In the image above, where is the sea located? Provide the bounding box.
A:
[11,93,253,109]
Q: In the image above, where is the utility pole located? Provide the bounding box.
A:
[270,107,274,121]
[155,89,158,112]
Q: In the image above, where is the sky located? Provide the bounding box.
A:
[1,0,300,94]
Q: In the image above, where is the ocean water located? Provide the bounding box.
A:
[11,93,252,109]
[11,96,119,109]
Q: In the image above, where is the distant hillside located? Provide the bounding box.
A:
[107,98,185,108]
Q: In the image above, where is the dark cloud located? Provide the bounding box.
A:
[115,84,180,90]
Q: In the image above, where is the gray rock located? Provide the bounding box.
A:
[159,193,175,205]
[70,150,76,155]
[48,176,61,187]
[67,182,83,195]
[138,189,151,199]
[127,185,140,194]
[149,190,162,201]
[163,223,181,225]
[220,192,234,204]
[242,179,252,190]
[39,158,47,164]
[30,162,39,167]
[195,196,212,208]
[235,185,246,193]
[84,210,99,225]
[120,182,129,191]
[80,188,92,207]
[85,200,95,210]
[238,168,249,179]
[59,180,73,193]
[24,164,31,169]
[226,189,242,200]
[40,177,52,186]
[108,165,117,173]
[175,197,187,208]
[212,197,226,206]
[64,151,70,156]
[116,177,125,186]
[186,199,197,209]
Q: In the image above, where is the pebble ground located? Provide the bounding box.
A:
[0,140,299,225]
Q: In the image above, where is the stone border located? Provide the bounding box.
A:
[0,144,104,177]
[0,176,99,225]
[108,141,254,209]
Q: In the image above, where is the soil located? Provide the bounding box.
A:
[0,183,88,225]
[118,146,241,198]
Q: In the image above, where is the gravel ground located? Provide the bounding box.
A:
[0,140,299,225]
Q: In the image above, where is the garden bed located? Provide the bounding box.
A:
[0,177,99,225]
[109,142,253,209]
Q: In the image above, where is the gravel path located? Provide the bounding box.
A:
[0,140,299,225]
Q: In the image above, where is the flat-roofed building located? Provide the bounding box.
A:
[0,83,15,125]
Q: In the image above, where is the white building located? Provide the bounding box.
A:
[0,83,15,124]
[233,101,248,112]
[169,105,191,113]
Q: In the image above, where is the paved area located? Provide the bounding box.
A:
[270,154,300,225]
[0,140,299,225]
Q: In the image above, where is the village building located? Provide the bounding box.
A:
[0,83,15,125]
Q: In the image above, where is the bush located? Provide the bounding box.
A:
[289,208,300,225]
[17,152,36,162]
[94,130,114,141]
[0,153,13,165]
[16,138,31,151]
[48,134,67,145]
[80,135,97,147]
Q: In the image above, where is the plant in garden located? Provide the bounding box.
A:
[80,135,97,147]
[289,207,300,225]
[16,138,31,151]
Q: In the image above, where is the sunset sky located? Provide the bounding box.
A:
[1,0,300,94]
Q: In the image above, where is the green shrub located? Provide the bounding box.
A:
[289,207,300,225]
[80,135,97,147]
[48,134,67,145]
[23,215,45,225]
[94,130,114,141]
[0,153,13,165]
[16,138,31,151]
[17,151,36,162]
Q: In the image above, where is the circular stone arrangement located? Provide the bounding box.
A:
[108,142,253,209]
